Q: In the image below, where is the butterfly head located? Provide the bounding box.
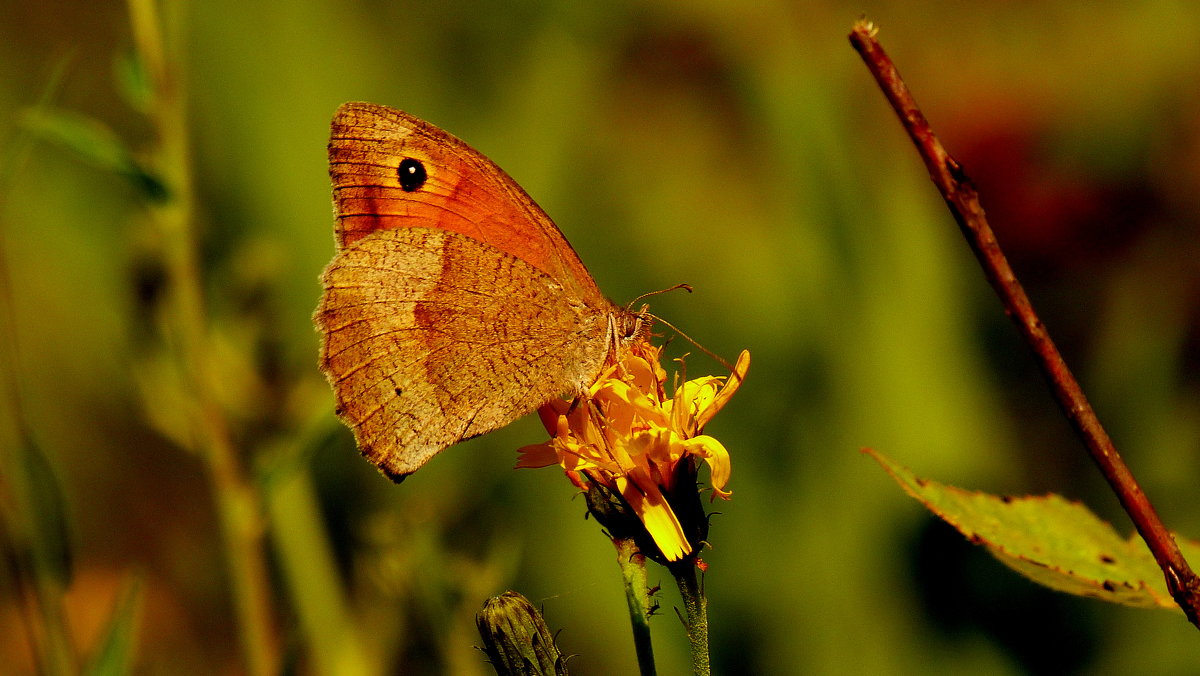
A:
[626,304,654,342]
[609,304,652,357]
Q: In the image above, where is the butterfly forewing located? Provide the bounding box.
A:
[328,102,604,304]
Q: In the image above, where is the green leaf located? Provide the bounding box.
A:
[16,432,74,588]
[114,50,154,113]
[866,448,1200,610]
[0,53,73,196]
[83,574,143,676]
[2,431,76,672]
[20,107,168,202]
[22,107,131,172]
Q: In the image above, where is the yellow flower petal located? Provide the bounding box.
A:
[683,435,733,499]
[695,350,750,430]
[515,441,560,469]
[519,341,748,563]
[616,475,691,560]
[535,399,571,436]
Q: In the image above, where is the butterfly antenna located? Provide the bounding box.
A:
[626,283,693,310]
[625,283,734,372]
[646,313,734,373]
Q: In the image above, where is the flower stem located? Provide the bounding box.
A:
[669,560,709,676]
[615,538,657,676]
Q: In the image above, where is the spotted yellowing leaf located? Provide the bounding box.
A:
[866,448,1200,610]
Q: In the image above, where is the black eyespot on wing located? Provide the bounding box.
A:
[398,158,427,192]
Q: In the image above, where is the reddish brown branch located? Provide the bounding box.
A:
[848,19,1200,627]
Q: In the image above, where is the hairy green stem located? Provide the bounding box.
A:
[616,538,657,676]
[670,560,709,676]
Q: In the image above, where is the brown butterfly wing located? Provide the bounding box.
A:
[328,102,604,304]
[317,103,626,480]
[317,228,614,480]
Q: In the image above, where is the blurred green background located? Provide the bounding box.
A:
[4,1,1200,674]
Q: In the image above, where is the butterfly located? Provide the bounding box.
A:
[315,102,645,481]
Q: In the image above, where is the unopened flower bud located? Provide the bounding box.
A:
[477,591,568,676]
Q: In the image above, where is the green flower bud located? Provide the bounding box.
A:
[477,591,568,676]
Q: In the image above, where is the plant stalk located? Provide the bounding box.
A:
[669,560,709,676]
[616,538,657,676]
[127,0,280,669]
[849,19,1200,628]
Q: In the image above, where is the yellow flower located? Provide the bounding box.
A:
[517,341,749,562]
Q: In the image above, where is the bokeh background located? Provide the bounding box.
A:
[4,1,1200,674]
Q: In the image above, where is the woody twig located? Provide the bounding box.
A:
[849,19,1200,628]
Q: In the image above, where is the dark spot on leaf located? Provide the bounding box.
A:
[1000,495,1013,504]
[1099,554,1116,565]
[1102,580,1117,592]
